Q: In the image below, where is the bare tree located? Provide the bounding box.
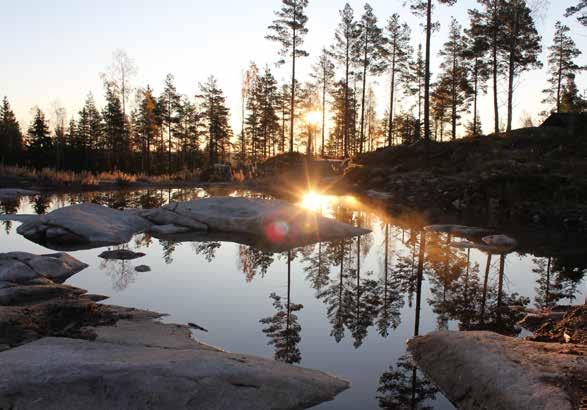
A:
[101,49,138,119]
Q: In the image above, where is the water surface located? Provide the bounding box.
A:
[1,187,585,409]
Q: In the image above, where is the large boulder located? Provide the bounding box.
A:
[408,331,586,410]
[164,197,370,246]
[0,203,152,248]
[0,252,88,284]
[0,326,349,409]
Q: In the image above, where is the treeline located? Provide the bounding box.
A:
[1,0,585,174]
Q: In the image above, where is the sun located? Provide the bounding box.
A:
[300,191,324,211]
[305,110,321,125]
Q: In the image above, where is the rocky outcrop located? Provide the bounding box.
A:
[408,331,587,410]
[1,197,369,250]
[0,250,350,409]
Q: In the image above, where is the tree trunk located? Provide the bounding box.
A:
[423,0,432,142]
[359,33,368,154]
[387,43,397,147]
[290,27,297,153]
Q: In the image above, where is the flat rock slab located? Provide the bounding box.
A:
[0,335,349,410]
[0,252,88,284]
[408,331,587,410]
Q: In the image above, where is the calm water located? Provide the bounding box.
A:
[1,187,585,409]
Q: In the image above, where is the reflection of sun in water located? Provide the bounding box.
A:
[300,191,323,211]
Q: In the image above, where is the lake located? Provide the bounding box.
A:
[1,187,585,409]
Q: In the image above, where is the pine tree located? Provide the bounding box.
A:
[102,84,127,170]
[560,74,587,112]
[501,0,542,132]
[330,3,359,158]
[159,74,180,173]
[27,108,52,167]
[542,21,583,113]
[266,0,309,153]
[408,0,458,143]
[437,18,473,140]
[136,86,160,173]
[382,14,412,147]
[310,48,335,157]
[469,0,507,135]
[355,3,385,154]
[0,97,23,163]
[198,76,232,164]
[463,20,491,137]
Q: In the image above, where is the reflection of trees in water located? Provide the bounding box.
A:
[31,195,52,215]
[377,230,438,410]
[160,240,177,264]
[192,241,222,263]
[1,199,19,233]
[238,245,274,281]
[376,354,438,410]
[377,224,405,337]
[260,251,303,364]
[302,242,330,292]
[99,246,138,291]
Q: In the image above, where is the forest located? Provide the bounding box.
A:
[0,0,585,176]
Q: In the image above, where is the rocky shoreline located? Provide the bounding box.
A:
[0,252,349,409]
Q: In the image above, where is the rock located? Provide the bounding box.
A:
[424,224,493,237]
[0,203,152,248]
[98,249,146,260]
[2,198,368,251]
[0,334,349,409]
[0,188,39,200]
[134,265,151,272]
[408,331,586,410]
[149,224,192,235]
[0,284,87,305]
[0,252,88,284]
[165,197,370,245]
[450,240,514,254]
[482,234,518,248]
[139,208,208,231]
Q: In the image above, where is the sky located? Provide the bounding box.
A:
[1,0,585,138]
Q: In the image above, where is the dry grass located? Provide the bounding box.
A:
[0,165,201,187]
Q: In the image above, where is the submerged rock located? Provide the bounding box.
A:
[482,234,518,248]
[408,331,586,410]
[0,325,349,410]
[134,265,151,272]
[98,249,146,260]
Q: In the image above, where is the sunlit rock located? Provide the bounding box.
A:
[138,208,208,231]
[164,197,370,246]
[0,284,87,306]
[408,331,585,410]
